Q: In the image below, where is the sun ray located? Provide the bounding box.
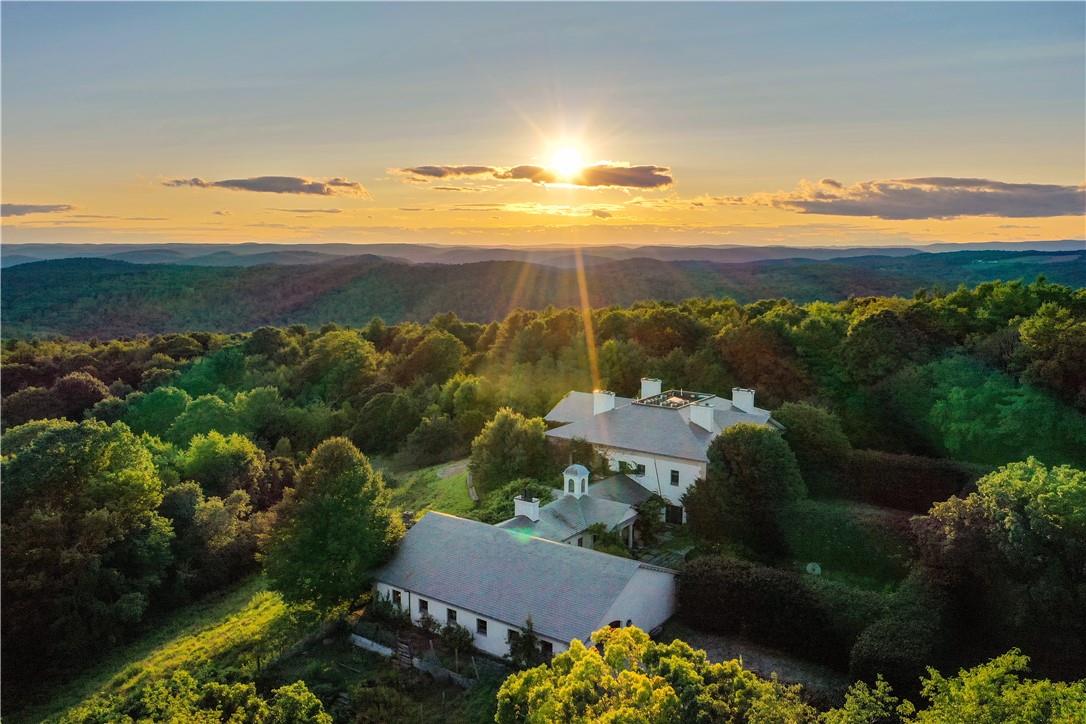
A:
[573,245,601,391]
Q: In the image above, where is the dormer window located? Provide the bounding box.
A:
[567,478,575,493]
[581,479,586,494]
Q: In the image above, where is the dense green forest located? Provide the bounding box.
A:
[2,249,1084,338]
[3,278,1084,721]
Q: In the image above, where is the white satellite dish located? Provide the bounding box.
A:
[805,562,822,576]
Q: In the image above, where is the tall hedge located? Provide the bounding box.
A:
[774,402,852,496]
[842,450,987,512]
[678,556,887,668]
[848,571,951,697]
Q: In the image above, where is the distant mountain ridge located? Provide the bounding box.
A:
[3,249,1083,339]
[2,239,1082,269]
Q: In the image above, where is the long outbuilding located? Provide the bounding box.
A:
[373,511,676,659]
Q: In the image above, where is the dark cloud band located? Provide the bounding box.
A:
[729,177,1085,219]
[164,175,369,197]
[397,162,673,189]
[2,203,74,217]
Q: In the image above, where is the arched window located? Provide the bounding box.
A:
[581,479,586,493]
[567,478,574,493]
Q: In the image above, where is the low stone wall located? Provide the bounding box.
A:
[349,633,393,657]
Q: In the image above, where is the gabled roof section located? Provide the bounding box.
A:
[545,392,776,462]
[497,492,637,541]
[543,391,633,425]
[588,474,656,506]
[374,512,646,644]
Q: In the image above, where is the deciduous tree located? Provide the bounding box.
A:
[468,408,550,497]
[263,437,403,613]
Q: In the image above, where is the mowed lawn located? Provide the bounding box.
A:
[385,458,477,518]
[8,577,303,724]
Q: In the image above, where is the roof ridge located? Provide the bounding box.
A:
[419,511,641,566]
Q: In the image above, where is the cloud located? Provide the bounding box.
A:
[267,207,342,214]
[578,165,673,189]
[397,165,497,180]
[2,203,74,216]
[212,210,231,216]
[727,177,1086,219]
[592,209,613,219]
[164,175,369,197]
[396,161,673,189]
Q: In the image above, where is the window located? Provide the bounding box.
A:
[392,590,402,607]
[577,537,584,547]
[446,608,457,624]
[670,469,680,486]
[418,598,428,613]
[666,504,684,525]
[476,618,488,636]
[567,478,574,493]
[634,463,646,476]
[581,478,586,494]
[508,629,521,644]
[541,641,554,657]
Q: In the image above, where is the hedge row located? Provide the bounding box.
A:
[678,556,888,669]
[839,449,988,513]
[778,500,913,585]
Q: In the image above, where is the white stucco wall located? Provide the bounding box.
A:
[374,581,567,659]
[598,566,677,634]
[599,446,706,510]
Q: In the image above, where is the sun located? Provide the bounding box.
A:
[548,147,586,180]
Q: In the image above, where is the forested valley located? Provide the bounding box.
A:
[3,278,1085,722]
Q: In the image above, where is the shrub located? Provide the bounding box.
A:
[678,556,886,668]
[440,622,474,657]
[849,571,951,697]
[843,449,987,512]
[634,495,667,546]
[417,611,440,638]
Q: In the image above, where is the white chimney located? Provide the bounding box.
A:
[593,390,616,415]
[514,494,540,522]
[732,388,756,413]
[639,377,662,400]
[690,402,715,432]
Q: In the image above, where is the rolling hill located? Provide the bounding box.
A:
[2,250,1083,339]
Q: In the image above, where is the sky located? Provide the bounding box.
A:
[2,2,1084,247]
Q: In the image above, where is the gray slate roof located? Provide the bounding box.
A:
[496,492,637,541]
[374,512,646,644]
[545,393,777,462]
[588,474,656,506]
[544,391,633,424]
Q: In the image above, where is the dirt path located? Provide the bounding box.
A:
[436,459,468,479]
